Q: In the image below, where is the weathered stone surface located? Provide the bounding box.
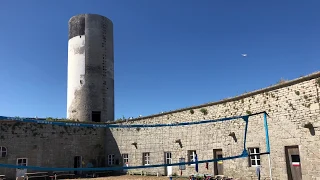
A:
[0,122,105,179]
[67,14,114,122]
[107,72,320,179]
[1,72,320,179]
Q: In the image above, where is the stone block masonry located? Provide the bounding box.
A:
[0,121,106,179]
[107,72,320,180]
[0,72,320,180]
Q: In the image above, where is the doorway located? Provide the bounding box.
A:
[74,156,82,175]
[164,152,172,176]
[16,158,28,179]
[92,111,101,122]
[213,149,223,176]
[285,146,302,180]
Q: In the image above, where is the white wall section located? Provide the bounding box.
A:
[67,35,85,118]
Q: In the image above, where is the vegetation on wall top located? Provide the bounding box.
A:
[0,120,100,139]
[200,108,208,115]
[316,78,320,86]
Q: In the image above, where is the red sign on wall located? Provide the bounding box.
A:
[292,162,300,166]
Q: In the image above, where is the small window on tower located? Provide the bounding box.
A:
[92,111,101,122]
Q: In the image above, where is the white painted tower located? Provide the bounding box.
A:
[67,14,114,122]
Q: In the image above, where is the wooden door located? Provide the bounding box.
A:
[213,149,223,175]
[285,146,302,180]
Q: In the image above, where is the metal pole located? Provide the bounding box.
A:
[268,154,272,180]
[263,112,272,180]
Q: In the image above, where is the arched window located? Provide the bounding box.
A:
[0,147,7,157]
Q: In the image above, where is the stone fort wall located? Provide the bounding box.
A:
[0,122,106,179]
[106,72,320,180]
[0,72,320,179]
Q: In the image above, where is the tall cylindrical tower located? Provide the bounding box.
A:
[67,14,114,122]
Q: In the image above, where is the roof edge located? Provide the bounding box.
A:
[3,71,319,124]
[123,71,320,123]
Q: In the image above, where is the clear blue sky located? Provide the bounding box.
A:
[0,0,319,120]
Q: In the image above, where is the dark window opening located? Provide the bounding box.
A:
[291,155,300,162]
[92,111,101,122]
[0,147,7,158]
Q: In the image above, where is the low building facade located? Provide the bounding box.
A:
[0,122,106,179]
[107,72,320,180]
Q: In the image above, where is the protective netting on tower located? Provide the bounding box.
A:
[0,112,270,178]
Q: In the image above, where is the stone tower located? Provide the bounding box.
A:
[67,14,114,122]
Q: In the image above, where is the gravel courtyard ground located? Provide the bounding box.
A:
[64,175,189,180]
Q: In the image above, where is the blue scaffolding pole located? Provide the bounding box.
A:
[264,112,273,180]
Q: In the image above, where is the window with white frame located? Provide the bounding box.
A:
[165,152,172,164]
[248,148,261,166]
[188,150,197,166]
[108,154,115,165]
[0,147,7,158]
[143,152,150,165]
[17,158,27,168]
[122,153,129,164]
